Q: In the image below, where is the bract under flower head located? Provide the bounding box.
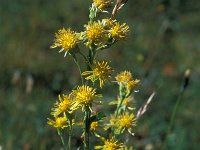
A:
[51,28,79,57]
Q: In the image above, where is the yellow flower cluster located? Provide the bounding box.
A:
[117,112,136,134]
[82,60,113,88]
[51,28,79,57]
[95,137,125,150]
[116,70,140,96]
[47,116,68,129]
[48,1,142,149]
[93,0,112,11]
[110,22,129,40]
[51,20,129,55]
[51,94,72,117]
[71,85,100,111]
[90,121,99,132]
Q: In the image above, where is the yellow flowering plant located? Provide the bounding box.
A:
[47,0,155,149]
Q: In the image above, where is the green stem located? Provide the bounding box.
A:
[115,84,126,117]
[162,90,184,149]
[68,124,72,150]
[78,51,92,69]
[57,129,67,150]
[71,55,84,84]
[84,107,91,150]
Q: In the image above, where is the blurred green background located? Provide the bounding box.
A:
[0,0,199,149]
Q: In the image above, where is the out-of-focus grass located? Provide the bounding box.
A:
[0,0,200,149]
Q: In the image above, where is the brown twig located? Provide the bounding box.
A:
[111,0,129,19]
[136,92,156,119]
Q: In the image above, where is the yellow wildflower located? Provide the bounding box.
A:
[71,85,100,111]
[116,71,140,95]
[47,116,68,129]
[93,0,112,11]
[90,121,99,132]
[116,71,133,83]
[117,112,136,135]
[84,21,108,47]
[82,60,113,88]
[110,22,129,40]
[102,19,116,28]
[127,79,140,92]
[51,28,79,57]
[51,94,72,117]
[95,137,125,150]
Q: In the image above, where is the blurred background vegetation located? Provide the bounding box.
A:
[0,0,200,149]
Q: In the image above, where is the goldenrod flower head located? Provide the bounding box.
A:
[51,94,72,117]
[104,115,117,130]
[93,0,112,11]
[110,22,129,40]
[102,19,116,28]
[116,70,133,83]
[118,112,136,129]
[116,112,136,135]
[122,96,135,110]
[71,85,100,110]
[127,79,140,92]
[90,121,99,131]
[47,116,68,129]
[51,28,79,57]
[82,60,113,88]
[95,137,124,150]
[84,21,108,47]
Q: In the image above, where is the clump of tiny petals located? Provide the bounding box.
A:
[102,19,116,28]
[93,0,112,11]
[116,112,136,135]
[82,60,113,88]
[109,22,129,40]
[84,21,108,47]
[51,94,72,117]
[51,28,79,57]
[90,121,99,132]
[116,71,133,83]
[116,70,140,94]
[47,116,68,129]
[95,137,125,150]
[71,85,100,111]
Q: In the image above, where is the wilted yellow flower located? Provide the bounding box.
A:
[82,60,113,88]
[116,71,133,83]
[71,85,100,110]
[116,70,140,95]
[51,94,72,117]
[127,79,140,92]
[110,22,129,40]
[51,28,79,57]
[47,116,68,129]
[90,121,99,131]
[117,112,136,135]
[84,21,108,47]
[122,96,135,110]
[95,137,125,150]
[93,0,112,11]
